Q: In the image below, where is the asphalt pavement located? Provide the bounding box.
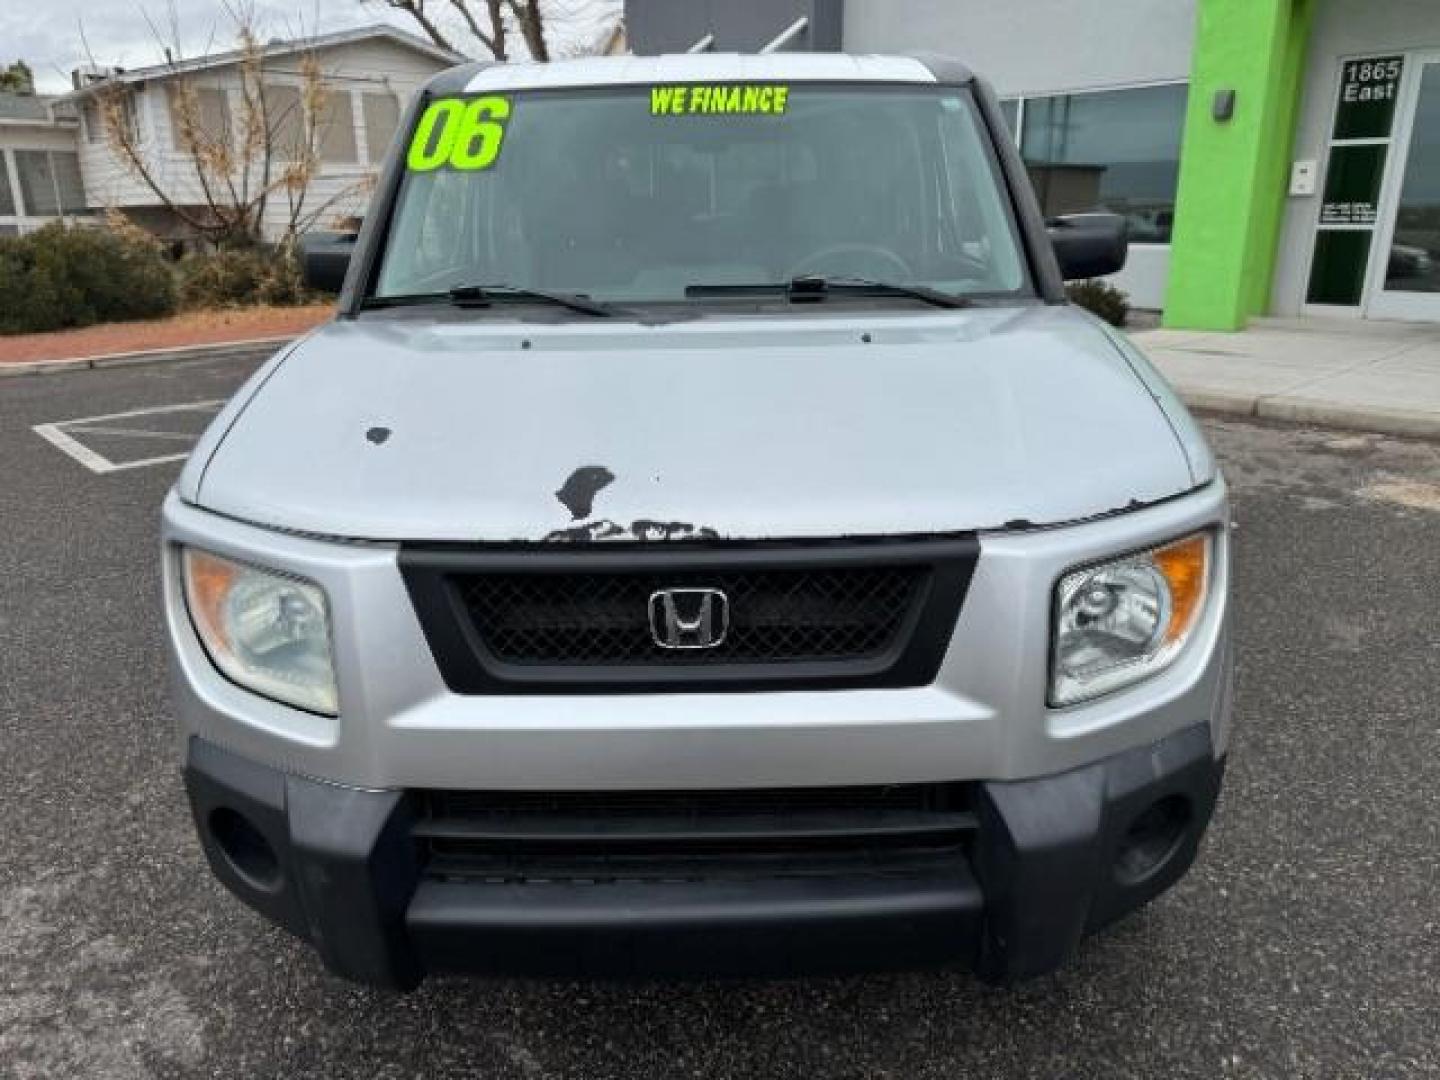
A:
[2,354,1439,1079]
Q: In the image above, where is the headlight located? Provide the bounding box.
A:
[180,548,338,715]
[1050,532,1211,706]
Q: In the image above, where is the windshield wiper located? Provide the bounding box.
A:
[363,284,625,317]
[684,275,971,309]
[448,284,624,317]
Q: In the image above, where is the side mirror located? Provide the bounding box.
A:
[299,231,358,293]
[1047,212,1128,280]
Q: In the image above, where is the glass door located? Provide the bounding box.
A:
[1368,55,1440,320]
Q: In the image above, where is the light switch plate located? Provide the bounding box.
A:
[1289,160,1318,196]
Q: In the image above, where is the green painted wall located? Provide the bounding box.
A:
[1164,0,1315,329]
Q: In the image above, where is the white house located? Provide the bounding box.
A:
[56,25,463,244]
[0,93,87,236]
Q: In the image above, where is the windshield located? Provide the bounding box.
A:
[373,84,1030,305]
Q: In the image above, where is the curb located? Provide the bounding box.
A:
[1175,385,1440,441]
[1254,395,1440,441]
[0,336,295,378]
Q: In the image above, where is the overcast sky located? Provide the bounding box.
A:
[2,1,621,94]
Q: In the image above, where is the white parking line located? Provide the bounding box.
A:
[32,423,117,473]
[32,399,225,474]
[61,425,201,441]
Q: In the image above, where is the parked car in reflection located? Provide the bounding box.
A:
[1388,242,1436,285]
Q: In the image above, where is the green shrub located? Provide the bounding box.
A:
[177,250,265,309]
[177,248,316,310]
[0,221,177,334]
[1066,278,1130,327]
[256,250,314,306]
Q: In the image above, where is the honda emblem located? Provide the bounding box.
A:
[648,588,730,649]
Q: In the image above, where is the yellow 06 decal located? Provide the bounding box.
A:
[407,96,511,172]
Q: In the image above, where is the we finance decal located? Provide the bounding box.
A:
[650,84,790,116]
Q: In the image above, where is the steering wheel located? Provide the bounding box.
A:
[785,243,914,282]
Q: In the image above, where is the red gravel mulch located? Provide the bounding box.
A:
[0,304,335,365]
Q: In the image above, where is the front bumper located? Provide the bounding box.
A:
[185,722,1225,989]
[163,480,1232,791]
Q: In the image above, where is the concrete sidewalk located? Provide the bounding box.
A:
[1132,317,1440,440]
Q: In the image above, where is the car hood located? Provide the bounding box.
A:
[191,305,1198,542]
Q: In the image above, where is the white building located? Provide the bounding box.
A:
[53,25,462,244]
[0,93,86,236]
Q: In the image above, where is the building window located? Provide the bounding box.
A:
[0,153,15,215]
[167,84,232,150]
[14,150,87,215]
[115,92,141,143]
[998,98,1019,140]
[84,91,140,144]
[1017,83,1188,243]
[82,101,103,143]
[362,91,400,163]
[318,92,358,164]
[53,152,86,212]
[262,84,305,160]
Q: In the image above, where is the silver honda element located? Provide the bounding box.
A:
[162,52,1230,989]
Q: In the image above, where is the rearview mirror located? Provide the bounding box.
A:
[1047,212,1128,281]
[299,231,359,293]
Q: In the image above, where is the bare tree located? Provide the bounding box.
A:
[372,1,461,53]
[369,0,614,61]
[89,5,375,250]
[512,1,549,61]
[451,0,510,60]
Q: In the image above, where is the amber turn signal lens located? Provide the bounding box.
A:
[1152,533,1209,645]
[183,548,239,655]
[1052,529,1214,706]
[179,547,338,715]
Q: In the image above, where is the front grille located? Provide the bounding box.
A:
[423,785,947,820]
[413,784,977,884]
[456,566,920,666]
[399,537,978,693]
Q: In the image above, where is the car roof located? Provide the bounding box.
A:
[458,53,946,93]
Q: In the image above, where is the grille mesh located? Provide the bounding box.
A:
[422,784,953,821]
[452,566,923,666]
[414,784,975,883]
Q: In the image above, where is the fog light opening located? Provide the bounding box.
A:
[209,807,282,892]
[1115,794,1192,886]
